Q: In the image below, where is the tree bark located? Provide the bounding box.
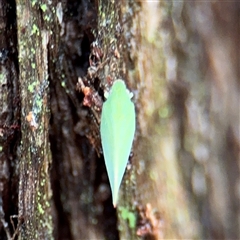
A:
[16,0,54,239]
[0,0,19,239]
[0,0,239,240]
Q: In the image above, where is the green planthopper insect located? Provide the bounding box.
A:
[100,79,136,207]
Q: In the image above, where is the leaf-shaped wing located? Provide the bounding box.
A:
[100,80,135,207]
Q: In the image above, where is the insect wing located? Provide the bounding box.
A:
[100,80,135,207]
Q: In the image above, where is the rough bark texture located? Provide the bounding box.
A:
[16,0,54,239]
[132,1,240,239]
[0,0,239,240]
[0,0,19,239]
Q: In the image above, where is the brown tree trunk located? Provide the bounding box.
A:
[16,0,54,239]
[0,0,239,240]
[0,0,19,239]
